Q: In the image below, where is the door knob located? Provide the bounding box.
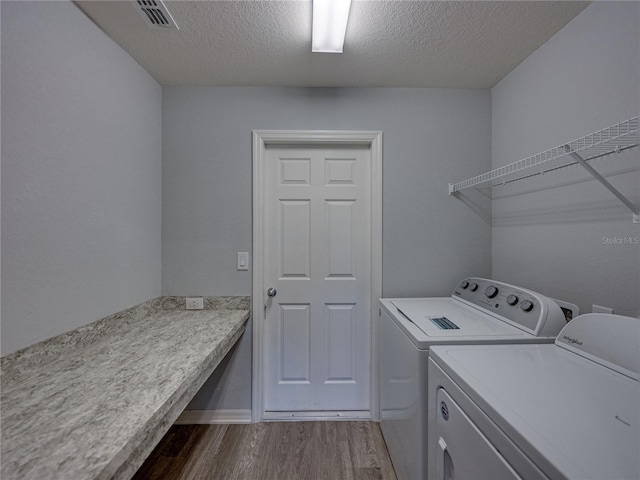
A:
[267,287,277,297]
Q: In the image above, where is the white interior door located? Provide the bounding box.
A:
[262,144,372,414]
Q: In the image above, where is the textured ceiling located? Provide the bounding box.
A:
[75,1,589,88]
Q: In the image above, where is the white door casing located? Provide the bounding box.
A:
[252,131,382,422]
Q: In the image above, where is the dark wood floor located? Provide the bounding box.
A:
[133,421,397,480]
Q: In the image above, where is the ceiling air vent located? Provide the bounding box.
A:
[132,0,178,29]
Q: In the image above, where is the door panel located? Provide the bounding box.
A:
[280,200,310,278]
[325,304,357,382]
[279,304,311,383]
[325,200,356,278]
[264,145,371,412]
[280,158,311,185]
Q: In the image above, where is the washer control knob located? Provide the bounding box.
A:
[484,286,499,298]
[520,300,534,312]
[469,282,478,292]
[460,281,469,289]
[506,294,519,306]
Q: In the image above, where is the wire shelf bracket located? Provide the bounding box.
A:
[448,117,639,223]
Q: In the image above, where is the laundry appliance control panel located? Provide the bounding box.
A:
[452,277,566,337]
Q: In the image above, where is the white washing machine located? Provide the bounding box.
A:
[428,313,639,480]
[379,277,574,480]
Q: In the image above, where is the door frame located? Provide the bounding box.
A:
[252,130,383,422]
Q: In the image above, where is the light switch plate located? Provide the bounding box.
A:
[237,252,249,271]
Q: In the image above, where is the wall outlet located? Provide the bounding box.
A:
[592,304,614,314]
[186,297,204,310]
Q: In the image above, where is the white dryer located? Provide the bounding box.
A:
[428,313,639,480]
[379,277,573,480]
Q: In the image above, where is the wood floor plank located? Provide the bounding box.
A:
[132,425,209,480]
[180,424,229,479]
[133,421,397,480]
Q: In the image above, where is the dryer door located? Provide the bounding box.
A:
[436,388,523,480]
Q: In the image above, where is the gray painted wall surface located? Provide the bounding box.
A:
[162,87,492,297]
[163,87,492,409]
[491,2,640,317]
[1,1,163,355]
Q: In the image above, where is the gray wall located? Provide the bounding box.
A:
[163,87,492,410]
[1,1,163,355]
[491,1,640,317]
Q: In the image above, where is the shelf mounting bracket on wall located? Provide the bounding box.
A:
[563,145,639,223]
[448,117,639,223]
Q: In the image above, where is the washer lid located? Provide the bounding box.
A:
[390,298,524,337]
[430,343,640,480]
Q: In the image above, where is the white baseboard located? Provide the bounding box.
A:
[174,409,252,425]
[262,410,372,422]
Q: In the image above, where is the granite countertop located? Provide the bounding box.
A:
[1,303,249,480]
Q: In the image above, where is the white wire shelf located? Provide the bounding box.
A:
[449,117,638,194]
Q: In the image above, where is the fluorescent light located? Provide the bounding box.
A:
[312,0,352,53]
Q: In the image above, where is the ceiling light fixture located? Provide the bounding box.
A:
[312,0,352,53]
